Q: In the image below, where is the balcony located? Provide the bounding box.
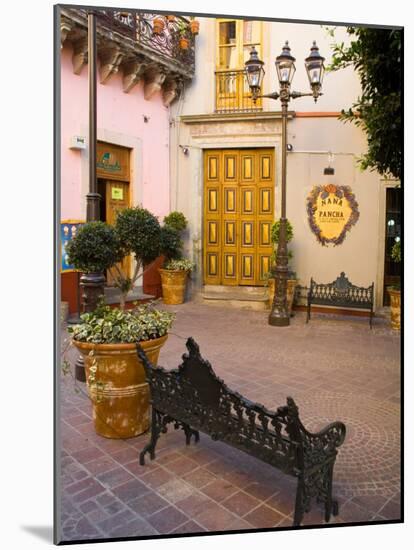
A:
[60,8,196,104]
[215,70,262,113]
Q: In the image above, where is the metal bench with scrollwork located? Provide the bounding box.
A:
[136,338,346,527]
[307,272,374,328]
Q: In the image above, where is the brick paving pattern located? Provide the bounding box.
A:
[60,304,401,541]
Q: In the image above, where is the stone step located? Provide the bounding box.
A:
[201,285,269,311]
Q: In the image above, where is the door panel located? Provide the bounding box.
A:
[105,181,131,286]
[204,149,274,286]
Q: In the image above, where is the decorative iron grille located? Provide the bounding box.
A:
[72,9,196,74]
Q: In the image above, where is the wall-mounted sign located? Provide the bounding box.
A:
[96,142,130,182]
[111,187,124,200]
[61,220,84,272]
[307,184,359,246]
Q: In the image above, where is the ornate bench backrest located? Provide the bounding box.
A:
[137,338,301,472]
[310,272,373,307]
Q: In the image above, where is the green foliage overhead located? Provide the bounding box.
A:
[65,221,122,273]
[271,219,294,244]
[68,302,175,344]
[115,207,162,264]
[160,225,183,261]
[163,211,188,232]
[391,240,401,263]
[328,27,402,180]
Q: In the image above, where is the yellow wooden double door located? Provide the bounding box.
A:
[204,149,274,286]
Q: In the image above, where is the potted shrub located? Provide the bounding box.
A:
[267,219,298,315]
[69,301,174,439]
[65,221,123,312]
[67,207,163,310]
[387,240,401,331]
[177,20,190,49]
[152,16,165,35]
[159,212,195,304]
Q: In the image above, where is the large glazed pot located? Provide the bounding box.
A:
[73,334,168,439]
[387,288,401,331]
[268,278,297,315]
[159,268,189,305]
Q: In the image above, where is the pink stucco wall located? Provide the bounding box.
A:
[60,43,170,221]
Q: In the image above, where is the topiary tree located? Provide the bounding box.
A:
[163,211,188,232]
[160,225,183,261]
[114,207,162,307]
[327,27,402,180]
[161,211,194,270]
[66,221,123,274]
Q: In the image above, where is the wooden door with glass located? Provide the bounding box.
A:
[216,19,263,112]
[204,149,274,286]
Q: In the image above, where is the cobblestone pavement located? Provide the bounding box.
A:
[60,304,401,542]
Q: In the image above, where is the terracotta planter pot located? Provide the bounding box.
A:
[268,278,297,315]
[179,37,189,50]
[153,17,165,34]
[159,268,188,304]
[190,20,200,34]
[73,334,168,439]
[387,288,401,331]
[166,15,176,22]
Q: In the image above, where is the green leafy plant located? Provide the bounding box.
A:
[164,258,195,272]
[67,207,167,310]
[163,211,188,232]
[161,211,195,272]
[160,225,183,261]
[68,301,175,344]
[327,27,402,180]
[271,219,294,245]
[264,219,295,282]
[391,240,401,263]
[66,221,123,273]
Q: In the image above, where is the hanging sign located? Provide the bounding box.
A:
[306,184,359,246]
[61,220,84,272]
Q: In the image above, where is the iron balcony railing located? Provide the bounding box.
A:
[70,9,196,76]
[215,69,263,113]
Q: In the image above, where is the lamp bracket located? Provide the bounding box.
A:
[260,91,280,100]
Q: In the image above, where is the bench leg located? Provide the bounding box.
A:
[306,302,311,323]
[324,464,334,522]
[293,477,305,527]
[182,423,200,445]
[370,309,373,329]
[139,407,161,465]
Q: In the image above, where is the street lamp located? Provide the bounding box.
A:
[75,10,104,381]
[245,41,325,326]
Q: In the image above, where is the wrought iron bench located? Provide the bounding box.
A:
[137,338,346,527]
[307,272,374,328]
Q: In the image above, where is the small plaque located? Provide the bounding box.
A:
[112,187,123,200]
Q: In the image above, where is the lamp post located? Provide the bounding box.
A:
[245,41,325,326]
[75,10,104,381]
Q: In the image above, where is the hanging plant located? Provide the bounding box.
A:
[179,37,190,50]
[153,17,165,35]
[166,15,176,22]
[190,19,200,35]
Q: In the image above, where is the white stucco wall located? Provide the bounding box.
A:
[169,17,392,308]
